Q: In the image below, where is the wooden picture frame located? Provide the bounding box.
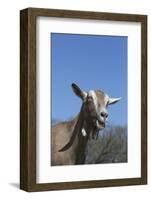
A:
[20,7,147,192]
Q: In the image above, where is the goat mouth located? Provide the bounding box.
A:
[96,120,105,129]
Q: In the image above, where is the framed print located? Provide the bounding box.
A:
[20,8,147,191]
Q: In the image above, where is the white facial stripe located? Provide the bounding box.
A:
[88,90,98,110]
[83,91,88,102]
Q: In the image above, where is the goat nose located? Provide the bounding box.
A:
[100,111,108,118]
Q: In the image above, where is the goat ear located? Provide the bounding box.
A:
[71,83,87,101]
[108,97,121,105]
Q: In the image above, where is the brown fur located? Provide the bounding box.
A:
[51,117,78,165]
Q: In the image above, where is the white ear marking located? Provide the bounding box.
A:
[82,128,87,137]
[108,97,121,105]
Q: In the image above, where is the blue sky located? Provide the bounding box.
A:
[51,33,127,126]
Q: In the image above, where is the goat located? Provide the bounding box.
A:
[51,83,121,166]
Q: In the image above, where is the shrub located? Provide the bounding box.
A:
[85,125,127,164]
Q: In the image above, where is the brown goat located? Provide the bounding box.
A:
[51,83,121,166]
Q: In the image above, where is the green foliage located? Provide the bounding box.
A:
[85,125,127,164]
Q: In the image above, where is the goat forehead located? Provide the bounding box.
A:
[95,90,108,103]
[88,90,97,99]
[88,90,108,105]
